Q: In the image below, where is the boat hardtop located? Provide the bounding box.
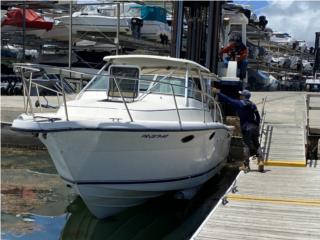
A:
[103,55,211,73]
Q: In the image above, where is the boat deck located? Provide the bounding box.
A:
[192,92,320,240]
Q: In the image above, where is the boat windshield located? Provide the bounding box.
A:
[85,74,154,92]
[84,69,204,101]
[85,74,108,90]
[127,7,141,18]
[148,75,202,100]
[85,65,208,101]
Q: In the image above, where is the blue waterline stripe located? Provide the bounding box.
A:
[60,162,222,185]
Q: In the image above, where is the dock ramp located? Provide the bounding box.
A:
[258,92,307,166]
[261,124,306,166]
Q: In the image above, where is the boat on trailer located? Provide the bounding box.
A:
[12,55,233,219]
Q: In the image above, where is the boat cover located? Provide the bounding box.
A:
[1,8,53,30]
[129,5,167,24]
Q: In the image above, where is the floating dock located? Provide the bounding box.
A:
[192,92,320,240]
[192,165,320,240]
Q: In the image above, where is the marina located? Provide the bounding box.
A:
[2,91,319,239]
[1,0,320,239]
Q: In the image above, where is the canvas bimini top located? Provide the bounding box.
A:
[103,55,212,74]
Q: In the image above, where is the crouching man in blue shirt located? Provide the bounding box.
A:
[212,88,264,172]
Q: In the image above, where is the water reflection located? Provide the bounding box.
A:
[2,214,67,240]
[1,147,238,239]
[61,165,238,240]
[62,196,194,240]
[1,147,71,239]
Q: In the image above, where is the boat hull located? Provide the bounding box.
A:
[39,127,231,218]
[57,15,131,35]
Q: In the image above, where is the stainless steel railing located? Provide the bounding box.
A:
[258,96,268,160]
[13,64,223,127]
[259,96,267,144]
[306,93,320,136]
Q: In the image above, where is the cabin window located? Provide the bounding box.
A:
[151,76,185,96]
[108,66,140,99]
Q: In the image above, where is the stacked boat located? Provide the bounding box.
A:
[56,3,171,41]
[1,3,171,42]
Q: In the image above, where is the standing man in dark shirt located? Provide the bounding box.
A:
[212,88,264,172]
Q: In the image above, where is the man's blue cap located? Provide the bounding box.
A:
[239,89,251,99]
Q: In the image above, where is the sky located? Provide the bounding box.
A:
[235,0,320,47]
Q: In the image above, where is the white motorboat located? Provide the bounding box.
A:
[12,55,233,219]
[56,3,171,41]
[103,3,171,41]
[56,11,131,36]
[270,32,294,45]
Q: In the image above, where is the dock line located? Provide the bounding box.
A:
[227,194,320,207]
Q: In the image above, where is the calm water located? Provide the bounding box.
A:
[1,148,238,240]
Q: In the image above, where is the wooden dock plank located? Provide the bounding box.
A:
[192,167,320,240]
[256,93,307,164]
[192,92,320,240]
[229,167,320,200]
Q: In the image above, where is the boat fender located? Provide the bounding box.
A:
[174,186,202,200]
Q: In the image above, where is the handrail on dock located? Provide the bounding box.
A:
[306,93,320,136]
[259,96,267,144]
